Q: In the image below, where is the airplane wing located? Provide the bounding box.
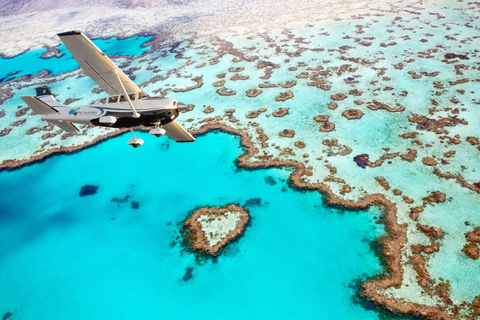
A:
[58,30,141,96]
[163,120,196,142]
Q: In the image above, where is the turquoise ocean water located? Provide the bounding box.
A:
[0,131,404,320]
[0,36,152,82]
[0,34,415,320]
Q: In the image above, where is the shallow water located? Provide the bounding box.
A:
[0,35,152,82]
[0,131,401,319]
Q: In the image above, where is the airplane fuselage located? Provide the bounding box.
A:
[41,93,181,128]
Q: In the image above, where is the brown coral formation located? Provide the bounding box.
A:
[466,136,479,145]
[279,81,296,88]
[340,184,352,194]
[463,228,480,259]
[216,87,236,96]
[259,83,276,88]
[321,139,352,156]
[319,122,335,132]
[353,154,382,168]
[417,224,445,241]
[423,191,446,204]
[183,204,249,256]
[275,91,294,101]
[375,177,390,190]
[399,132,418,139]
[330,92,347,100]
[314,115,329,122]
[203,107,214,114]
[272,108,288,117]
[367,101,405,112]
[409,207,423,221]
[322,139,338,147]
[16,107,30,117]
[230,73,249,81]
[246,88,262,97]
[279,129,295,138]
[409,254,430,291]
[342,109,363,119]
[403,196,414,204]
[433,168,480,194]
[229,67,244,72]
[245,111,259,119]
[26,127,41,135]
[64,98,80,105]
[444,53,469,60]
[444,151,455,158]
[411,243,440,255]
[462,243,479,260]
[466,229,480,243]
[407,221,446,297]
[40,46,64,59]
[294,141,306,149]
[422,157,437,166]
[409,114,467,133]
[172,76,203,92]
[0,128,12,137]
[11,119,26,126]
[328,103,338,110]
[213,80,226,87]
[400,149,417,162]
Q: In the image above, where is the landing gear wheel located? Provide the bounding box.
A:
[127,138,144,148]
[127,129,144,148]
[149,127,166,137]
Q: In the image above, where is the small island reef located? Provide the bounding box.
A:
[183,204,249,255]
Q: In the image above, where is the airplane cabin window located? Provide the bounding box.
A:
[108,96,118,103]
[129,94,136,101]
[138,92,147,99]
[120,95,127,102]
[99,98,106,104]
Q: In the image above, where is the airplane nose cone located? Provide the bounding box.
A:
[177,102,189,112]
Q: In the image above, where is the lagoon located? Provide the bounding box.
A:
[0,131,401,319]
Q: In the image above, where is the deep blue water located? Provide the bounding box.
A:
[0,35,152,82]
[0,131,402,319]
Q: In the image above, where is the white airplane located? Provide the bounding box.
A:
[21,30,195,148]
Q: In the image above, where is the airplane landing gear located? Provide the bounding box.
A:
[149,123,166,137]
[127,129,144,148]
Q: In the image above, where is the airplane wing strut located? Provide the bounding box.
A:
[113,70,140,118]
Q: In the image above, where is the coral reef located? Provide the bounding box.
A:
[183,204,249,255]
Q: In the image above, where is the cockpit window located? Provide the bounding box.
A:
[99,98,106,104]
[138,92,148,99]
[108,96,118,103]
[129,94,135,101]
[120,95,127,102]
